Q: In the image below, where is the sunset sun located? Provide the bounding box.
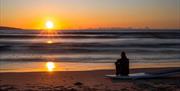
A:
[45,20,54,29]
[39,20,58,43]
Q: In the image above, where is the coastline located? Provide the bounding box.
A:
[0,67,180,91]
[1,62,180,73]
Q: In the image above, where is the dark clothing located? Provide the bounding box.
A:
[115,58,129,76]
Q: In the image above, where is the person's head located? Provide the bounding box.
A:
[121,51,127,59]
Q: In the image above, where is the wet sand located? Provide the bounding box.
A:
[0,67,180,91]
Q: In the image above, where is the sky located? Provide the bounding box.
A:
[0,0,180,29]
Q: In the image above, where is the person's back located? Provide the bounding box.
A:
[115,52,129,76]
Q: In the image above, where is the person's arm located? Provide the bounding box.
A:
[115,61,117,65]
[115,60,120,65]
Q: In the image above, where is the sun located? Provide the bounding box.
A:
[45,20,54,29]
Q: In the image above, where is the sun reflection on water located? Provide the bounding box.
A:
[46,62,55,72]
[47,40,53,44]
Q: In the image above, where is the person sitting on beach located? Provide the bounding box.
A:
[115,51,129,76]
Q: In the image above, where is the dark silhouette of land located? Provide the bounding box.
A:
[0,26,23,30]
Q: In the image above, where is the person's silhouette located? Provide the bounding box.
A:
[115,52,129,76]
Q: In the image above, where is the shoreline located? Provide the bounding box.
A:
[0,67,180,73]
[0,67,180,91]
[1,62,180,73]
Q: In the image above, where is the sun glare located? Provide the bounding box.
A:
[46,20,54,29]
[47,40,53,44]
[46,62,55,72]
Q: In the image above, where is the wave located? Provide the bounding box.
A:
[0,30,180,64]
[1,30,180,39]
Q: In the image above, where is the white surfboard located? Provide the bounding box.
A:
[105,69,180,79]
[105,73,151,79]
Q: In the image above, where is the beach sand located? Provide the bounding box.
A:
[0,67,180,91]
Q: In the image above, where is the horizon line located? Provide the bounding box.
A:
[0,26,180,31]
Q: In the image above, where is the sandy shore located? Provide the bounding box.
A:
[0,67,180,91]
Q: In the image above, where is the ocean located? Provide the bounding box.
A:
[0,29,180,72]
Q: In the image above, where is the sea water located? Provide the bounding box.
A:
[0,29,180,72]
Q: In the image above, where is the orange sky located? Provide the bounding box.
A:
[0,0,180,30]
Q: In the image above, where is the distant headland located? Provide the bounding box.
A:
[0,26,24,30]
